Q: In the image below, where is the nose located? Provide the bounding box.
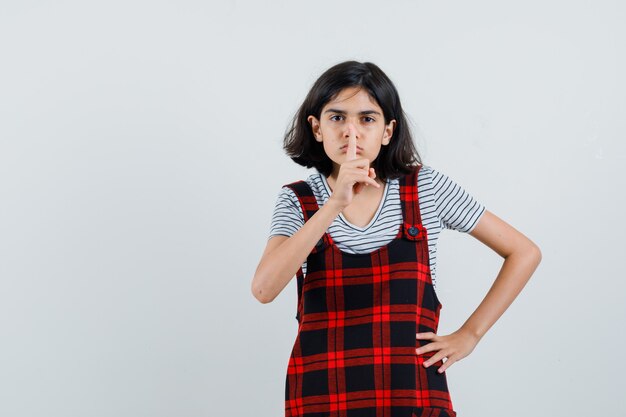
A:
[344,123,358,138]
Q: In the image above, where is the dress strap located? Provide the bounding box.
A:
[398,165,427,241]
[282,179,332,324]
[282,180,332,253]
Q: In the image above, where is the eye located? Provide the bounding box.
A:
[330,115,343,121]
[363,116,375,122]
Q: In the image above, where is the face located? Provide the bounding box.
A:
[307,86,396,178]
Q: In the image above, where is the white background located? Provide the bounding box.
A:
[1,1,624,416]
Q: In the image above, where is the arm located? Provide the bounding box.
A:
[251,198,344,304]
[415,209,542,372]
[459,209,542,340]
[252,133,378,304]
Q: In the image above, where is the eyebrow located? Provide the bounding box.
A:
[323,108,382,116]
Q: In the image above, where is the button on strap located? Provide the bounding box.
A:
[403,222,425,240]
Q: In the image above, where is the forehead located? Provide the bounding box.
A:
[324,86,380,109]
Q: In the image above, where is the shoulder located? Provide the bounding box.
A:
[281,172,322,190]
[281,172,327,200]
[418,164,486,233]
[276,172,325,205]
[417,164,465,197]
[413,164,437,196]
[417,164,443,185]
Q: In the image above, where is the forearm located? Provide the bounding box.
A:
[459,244,542,341]
[253,198,344,303]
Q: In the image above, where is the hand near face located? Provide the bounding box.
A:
[345,131,358,162]
[328,129,379,210]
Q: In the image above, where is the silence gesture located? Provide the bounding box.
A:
[328,128,380,210]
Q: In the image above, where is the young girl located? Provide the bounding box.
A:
[252,61,542,417]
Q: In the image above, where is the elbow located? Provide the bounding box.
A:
[534,245,542,265]
[251,274,276,304]
[528,242,542,266]
[509,240,542,267]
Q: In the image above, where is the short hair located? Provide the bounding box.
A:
[283,60,422,181]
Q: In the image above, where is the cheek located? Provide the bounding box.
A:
[325,143,340,156]
[321,124,340,134]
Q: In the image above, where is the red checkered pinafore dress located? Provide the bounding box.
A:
[283,165,457,417]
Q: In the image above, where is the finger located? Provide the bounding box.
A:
[415,342,437,355]
[437,358,455,373]
[416,332,436,340]
[367,177,381,188]
[346,131,357,161]
[423,351,447,368]
[349,170,380,188]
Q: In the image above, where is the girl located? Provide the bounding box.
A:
[251,61,542,417]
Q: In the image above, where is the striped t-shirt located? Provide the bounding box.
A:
[268,164,486,289]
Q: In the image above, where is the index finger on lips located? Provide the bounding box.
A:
[346,132,357,162]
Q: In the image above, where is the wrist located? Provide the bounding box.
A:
[459,325,483,342]
[326,196,346,213]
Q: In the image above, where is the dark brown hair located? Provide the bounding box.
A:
[283,60,422,181]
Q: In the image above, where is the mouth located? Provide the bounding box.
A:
[341,146,363,152]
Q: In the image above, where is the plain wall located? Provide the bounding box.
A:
[1,0,624,416]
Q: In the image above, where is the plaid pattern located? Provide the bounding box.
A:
[283,166,457,417]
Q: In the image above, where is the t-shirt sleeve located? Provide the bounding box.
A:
[427,166,486,233]
[268,186,305,240]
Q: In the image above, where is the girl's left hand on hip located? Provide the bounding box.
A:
[415,328,480,373]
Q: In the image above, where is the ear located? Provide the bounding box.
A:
[308,115,323,142]
[382,119,396,145]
